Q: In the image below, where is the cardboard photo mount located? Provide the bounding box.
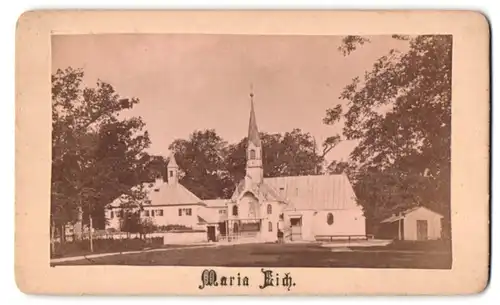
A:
[15,10,490,295]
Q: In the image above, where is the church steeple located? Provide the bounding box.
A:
[246,86,263,185]
[248,89,261,147]
[167,152,179,185]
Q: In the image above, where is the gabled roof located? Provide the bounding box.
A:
[264,174,360,210]
[381,206,444,223]
[230,179,286,203]
[230,174,360,211]
[110,182,157,206]
[148,182,203,206]
[110,181,203,207]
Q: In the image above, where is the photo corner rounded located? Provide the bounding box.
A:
[459,268,491,296]
[466,10,491,37]
[14,265,40,296]
[15,10,46,34]
[14,269,31,295]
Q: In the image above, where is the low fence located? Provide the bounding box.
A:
[315,234,375,242]
[56,229,209,246]
[51,236,164,258]
[150,230,207,244]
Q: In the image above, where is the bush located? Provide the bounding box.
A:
[154,224,192,232]
[51,237,164,258]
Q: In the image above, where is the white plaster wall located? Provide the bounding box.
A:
[105,205,204,231]
[236,193,260,219]
[403,208,443,240]
[145,205,201,228]
[283,209,366,241]
[260,201,282,242]
[313,209,366,237]
[284,210,316,241]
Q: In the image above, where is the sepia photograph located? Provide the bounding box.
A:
[49,33,453,269]
[15,10,490,295]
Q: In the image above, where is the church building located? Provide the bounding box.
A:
[224,93,366,242]
[105,92,366,243]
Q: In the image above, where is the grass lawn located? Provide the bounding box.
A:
[52,241,452,269]
[51,238,200,259]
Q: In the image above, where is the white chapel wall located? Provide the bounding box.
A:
[260,201,281,242]
[312,209,366,237]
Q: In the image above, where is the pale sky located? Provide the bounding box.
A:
[52,34,409,163]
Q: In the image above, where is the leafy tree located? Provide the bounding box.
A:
[226,129,324,184]
[51,67,152,249]
[140,155,169,182]
[114,182,152,238]
[168,128,325,200]
[169,129,234,199]
[324,35,452,235]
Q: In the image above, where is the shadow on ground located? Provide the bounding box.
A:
[52,241,452,269]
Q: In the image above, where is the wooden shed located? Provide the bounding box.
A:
[379,207,444,241]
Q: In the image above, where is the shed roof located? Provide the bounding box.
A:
[380,206,444,223]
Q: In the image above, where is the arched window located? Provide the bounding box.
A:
[267,204,272,215]
[327,213,334,225]
[268,221,273,232]
[232,205,238,216]
[249,149,256,159]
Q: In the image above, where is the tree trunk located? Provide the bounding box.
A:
[50,219,56,256]
[89,214,94,253]
[398,215,402,241]
[60,224,66,243]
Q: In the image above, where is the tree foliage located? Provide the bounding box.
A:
[169,129,234,200]
[325,35,452,234]
[226,129,324,183]
[51,67,153,232]
[168,128,326,199]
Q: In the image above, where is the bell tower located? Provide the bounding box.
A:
[167,152,179,185]
[246,87,263,185]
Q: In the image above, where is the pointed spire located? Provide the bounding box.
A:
[168,151,178,168]
[248,86,261,147]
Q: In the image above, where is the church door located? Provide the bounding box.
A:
[290,217,302,241]
[207,226,216,242]
[233,222,239,236]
